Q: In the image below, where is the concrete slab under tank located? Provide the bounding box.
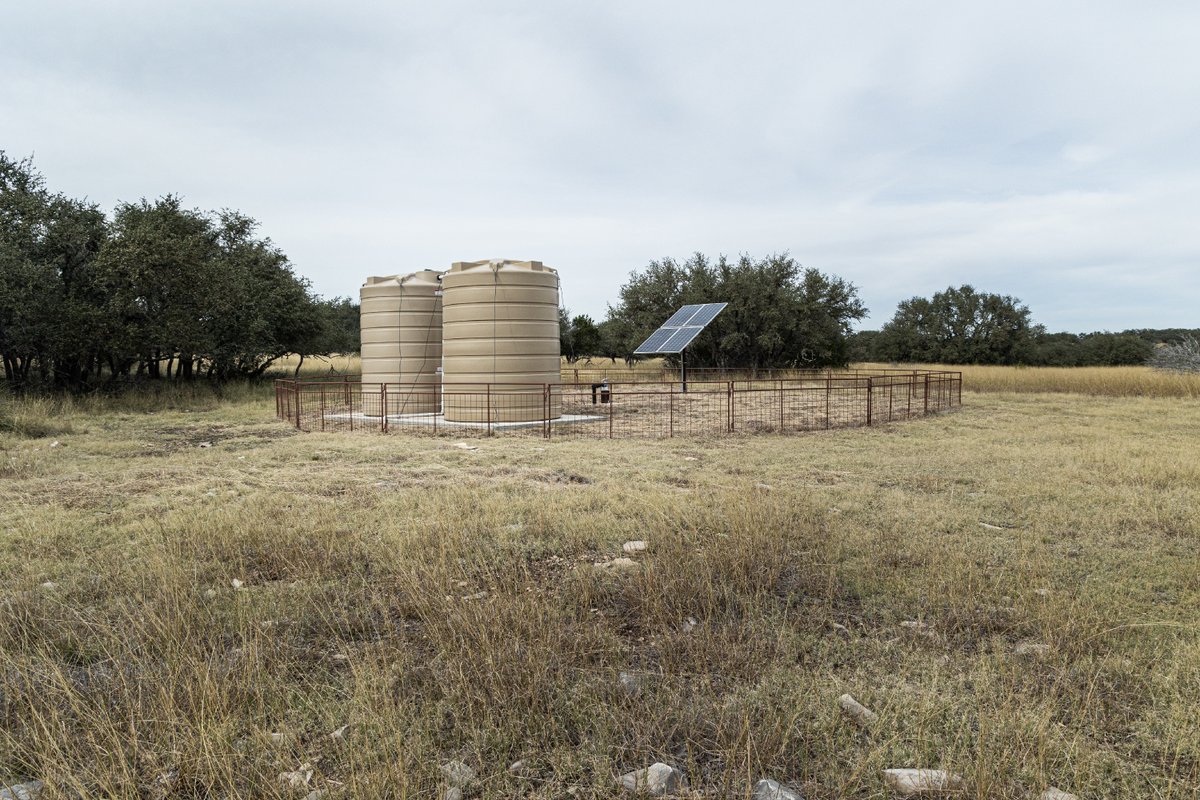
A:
[324,412,605,430]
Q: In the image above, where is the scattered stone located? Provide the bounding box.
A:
[49,441,60,448]
[683,456,698,461]
[829,622,851,637]
[681,616,698,633]
[197,441,213,449]
[39,581,57,591]
[329,653,350,664]
[752,777,803,800]
[594,557,638,571]
[838,693,878,727]
[1040,788,1079,800]
[617,763,684,796]
[303,791,327,800]
[269,732,285,745]
[622,540,648,555]
[754,483,773,491]
[439,761,475,788]
[330,724,349,741]
[203,588,218,599]
[1015,641,1052,658]
[451,442,478,451]
[883,768,964,796]
[460,591,489,601]
[618,670,649,694]
[231,578,246,590]
[442,789,463,800]
[508,759,529,777]
[278,763,313,790]
[0,781,43,800]
[1034,588,1052,598]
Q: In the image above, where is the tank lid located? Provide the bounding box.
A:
[448,259,556,275]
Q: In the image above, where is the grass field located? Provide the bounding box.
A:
[1,371,1198,799]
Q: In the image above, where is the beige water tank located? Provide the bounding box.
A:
[441,259,561,423]
[360,270,443,415]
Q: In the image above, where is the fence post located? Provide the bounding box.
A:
[381,384,387,433]
[486,383,492,436]
[778,379,784,432]
[544,383,550,440]
[924,373,930,415]
[343,375,350,406]
[866,377,873,426]
[295,384,302,429]
[320,385,326,432]
[888,382,894,422]
[608,383,614,439]
[669,386,674,438]
[825,373,832,429]
[728,381,734,432]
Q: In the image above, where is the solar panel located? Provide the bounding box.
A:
[633,302,727,354]
[662,304,705,327]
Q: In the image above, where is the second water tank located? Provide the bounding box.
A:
[441,259,561,423]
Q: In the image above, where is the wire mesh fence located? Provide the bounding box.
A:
[275,370,962,439]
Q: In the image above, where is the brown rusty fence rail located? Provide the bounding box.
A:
[275,370,961,439]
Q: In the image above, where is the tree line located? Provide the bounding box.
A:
[847,284,1196,367]
[0,153,357,391]
[566,268,1195,371]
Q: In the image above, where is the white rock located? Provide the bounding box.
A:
[231,578,245,590]
[49,441,60,448]
[442,789,463,800]
[594,557,639,571]
[0,781,43,800]
[330,724,349,741]
[451,442,478,451]
[1040,788,1079,800]
[622,540,648,554]
[838,693,878,726]
[38,582,57,590]
[203,588,218,599]
[754,483,773,491]
[303,791,327,800]
[268,732,285,745]
[681,616,698,633]
[278,763,313,790]
[617,763,684,796]
[829,622,851,637]
[197,441,212,448]
[439,761,475,788]
[883,769,964,796]
[1034,588,1052,597]
[1014,641,1052,657]
[618,670,649,694]
[752,777,803,800]
[508,759,529,777]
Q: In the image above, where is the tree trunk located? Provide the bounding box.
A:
[294,353,305,376]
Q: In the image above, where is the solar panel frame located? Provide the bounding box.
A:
[633,302,728,354]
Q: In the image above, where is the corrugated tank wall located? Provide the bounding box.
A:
[359,270,443,415]
[441,259,561,423]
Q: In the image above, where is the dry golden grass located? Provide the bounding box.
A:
[0,382,1197,798]
[857,363,1200,398]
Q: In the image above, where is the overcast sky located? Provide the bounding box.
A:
[3,1,1199,330]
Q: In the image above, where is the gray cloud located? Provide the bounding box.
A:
[3,0,1198,329]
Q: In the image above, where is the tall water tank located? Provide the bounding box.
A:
[441,259,561,423]
[359,270,443,415]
